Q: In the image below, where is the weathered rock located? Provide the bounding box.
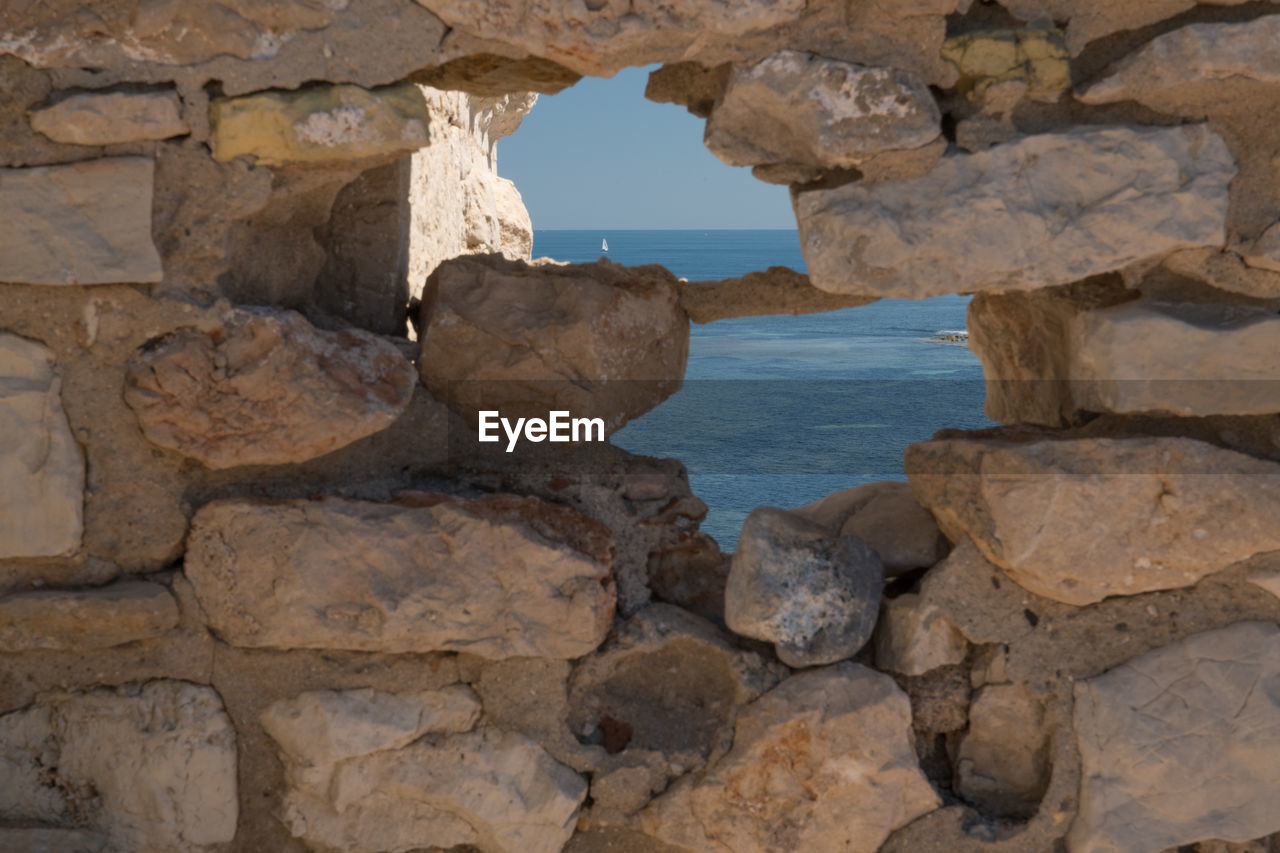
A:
[874,593,968,676]
[184,493,616,658]
[793,481,949,575]
[794,125,1235,298]
[0,334,83,558]
[1241,222,1280,275]
[211,83,430,165]
[0,681,237,853]
[646,531,729,623]
[905,435,1280,605]
[678,267,876,324]
[955,683,1051,819]
[645,62,732,119]
[413,54,581,96]
[123,306,416,468]
[30,90,188,145]
[0,158,162,285]
[942,29,1070,103]
[0,581,178,651]
[725,507,883,667]
[419,255,688,434]
[0,827,107,852]
[1070,622,1280,853]
[639,663,940,853]
[703,51,941,172]
[1078,16,1280,107]
[999,0,1255,57]
[260,685,481,768]
[280,726,586,853]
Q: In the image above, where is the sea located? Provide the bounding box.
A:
[532,229,993,550]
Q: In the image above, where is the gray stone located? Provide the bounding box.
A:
[0,827,107,852]
[793,481,949,574]
[725,507,883,667]
[0,681,237,853]
[704,51,940,171]
[955,683,1051,819]
[874,593,968,676]
[794,125,1234,298]
[184,493,616,658]
[0,581,178,651]
[123,306,416,469]
[1069,622,1280,853]
[906,435,1280,605]
[30,90,188,145]
[679,267,876,324]
[0,334,83,557]
[0,158,162,285]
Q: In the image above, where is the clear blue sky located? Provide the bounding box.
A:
[498,66,795,230]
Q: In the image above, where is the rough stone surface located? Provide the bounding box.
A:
[1070,622,1280,853]
[1078,16,1280,107]
[679,266,875,323]
[704,51,941,171]
[185,493,616,658]
[123,306,416,469]
[639,663,940,853]
[725,506,884,667]
[419,255,688,434]
[955,683,1051,819]
[0,827,108,852]
[0,681,237,853]
[1000,0,1255,56]
[794,125,1235,298]
[793,481,949,575]
[906,435,1280,605]
[874,593,968,676]
[0,158,162,285]
[30,90,188,145]
[941,29,1070,103]
[0,581,178,652]
[211,83,430,165]
[0,334,83,558]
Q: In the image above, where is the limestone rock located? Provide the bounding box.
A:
[639,663,940,852]
[941,29,1070,103]
[279,726,586,853]
[679,267,876,324]
[955,683,1051,819]
[0,681,237,853]
[905,435,1280,605]
[211,83,430,165]
[874,593,968,676]
[30,90,188,145]
[793,481,949,575]
[184,493,616,658]
[0,581,178,651]
[0,334,83,558]
[725,507,884,667]
[123,306,416,468]
[794,125,1234,298]
[1078,16,1280,107]
[999,0,1255,57]
[261,686,481,768]
[703,51,941,171]
[646,531,729,623]
[1241,222,1280,275]
[0,158,162,285]
[0,827,107,852]
[1070,622,1280,853]
[419,255,688,435]
[645,62,732,119]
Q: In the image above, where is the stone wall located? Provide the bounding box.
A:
[4,2,1280,852]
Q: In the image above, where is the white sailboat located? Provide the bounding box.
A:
[602,238,609,253]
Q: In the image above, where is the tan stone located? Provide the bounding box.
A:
[794,125,1234,298]
[123,306,416,468]
[794,481,949,574]
[0,581,177,651]
[211,83,430,165]
[0,681,237,853]
[955,683,1051,818]
[184,493,616,658]
[679,267,876,324]
[0,158,162,285]
[1070,622,1280,853]
[874,593,968,676]
[704,51,940,171]
[30,90,188,145]
[941,29,1070,103]
[999,0,1254,56]
[906,435,1280,605]
[0,827,107,852]
[419,255,688,435]
[0,334,83,558]
[639,663,940,853]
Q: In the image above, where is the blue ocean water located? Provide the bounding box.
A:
[533,229,993,550]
